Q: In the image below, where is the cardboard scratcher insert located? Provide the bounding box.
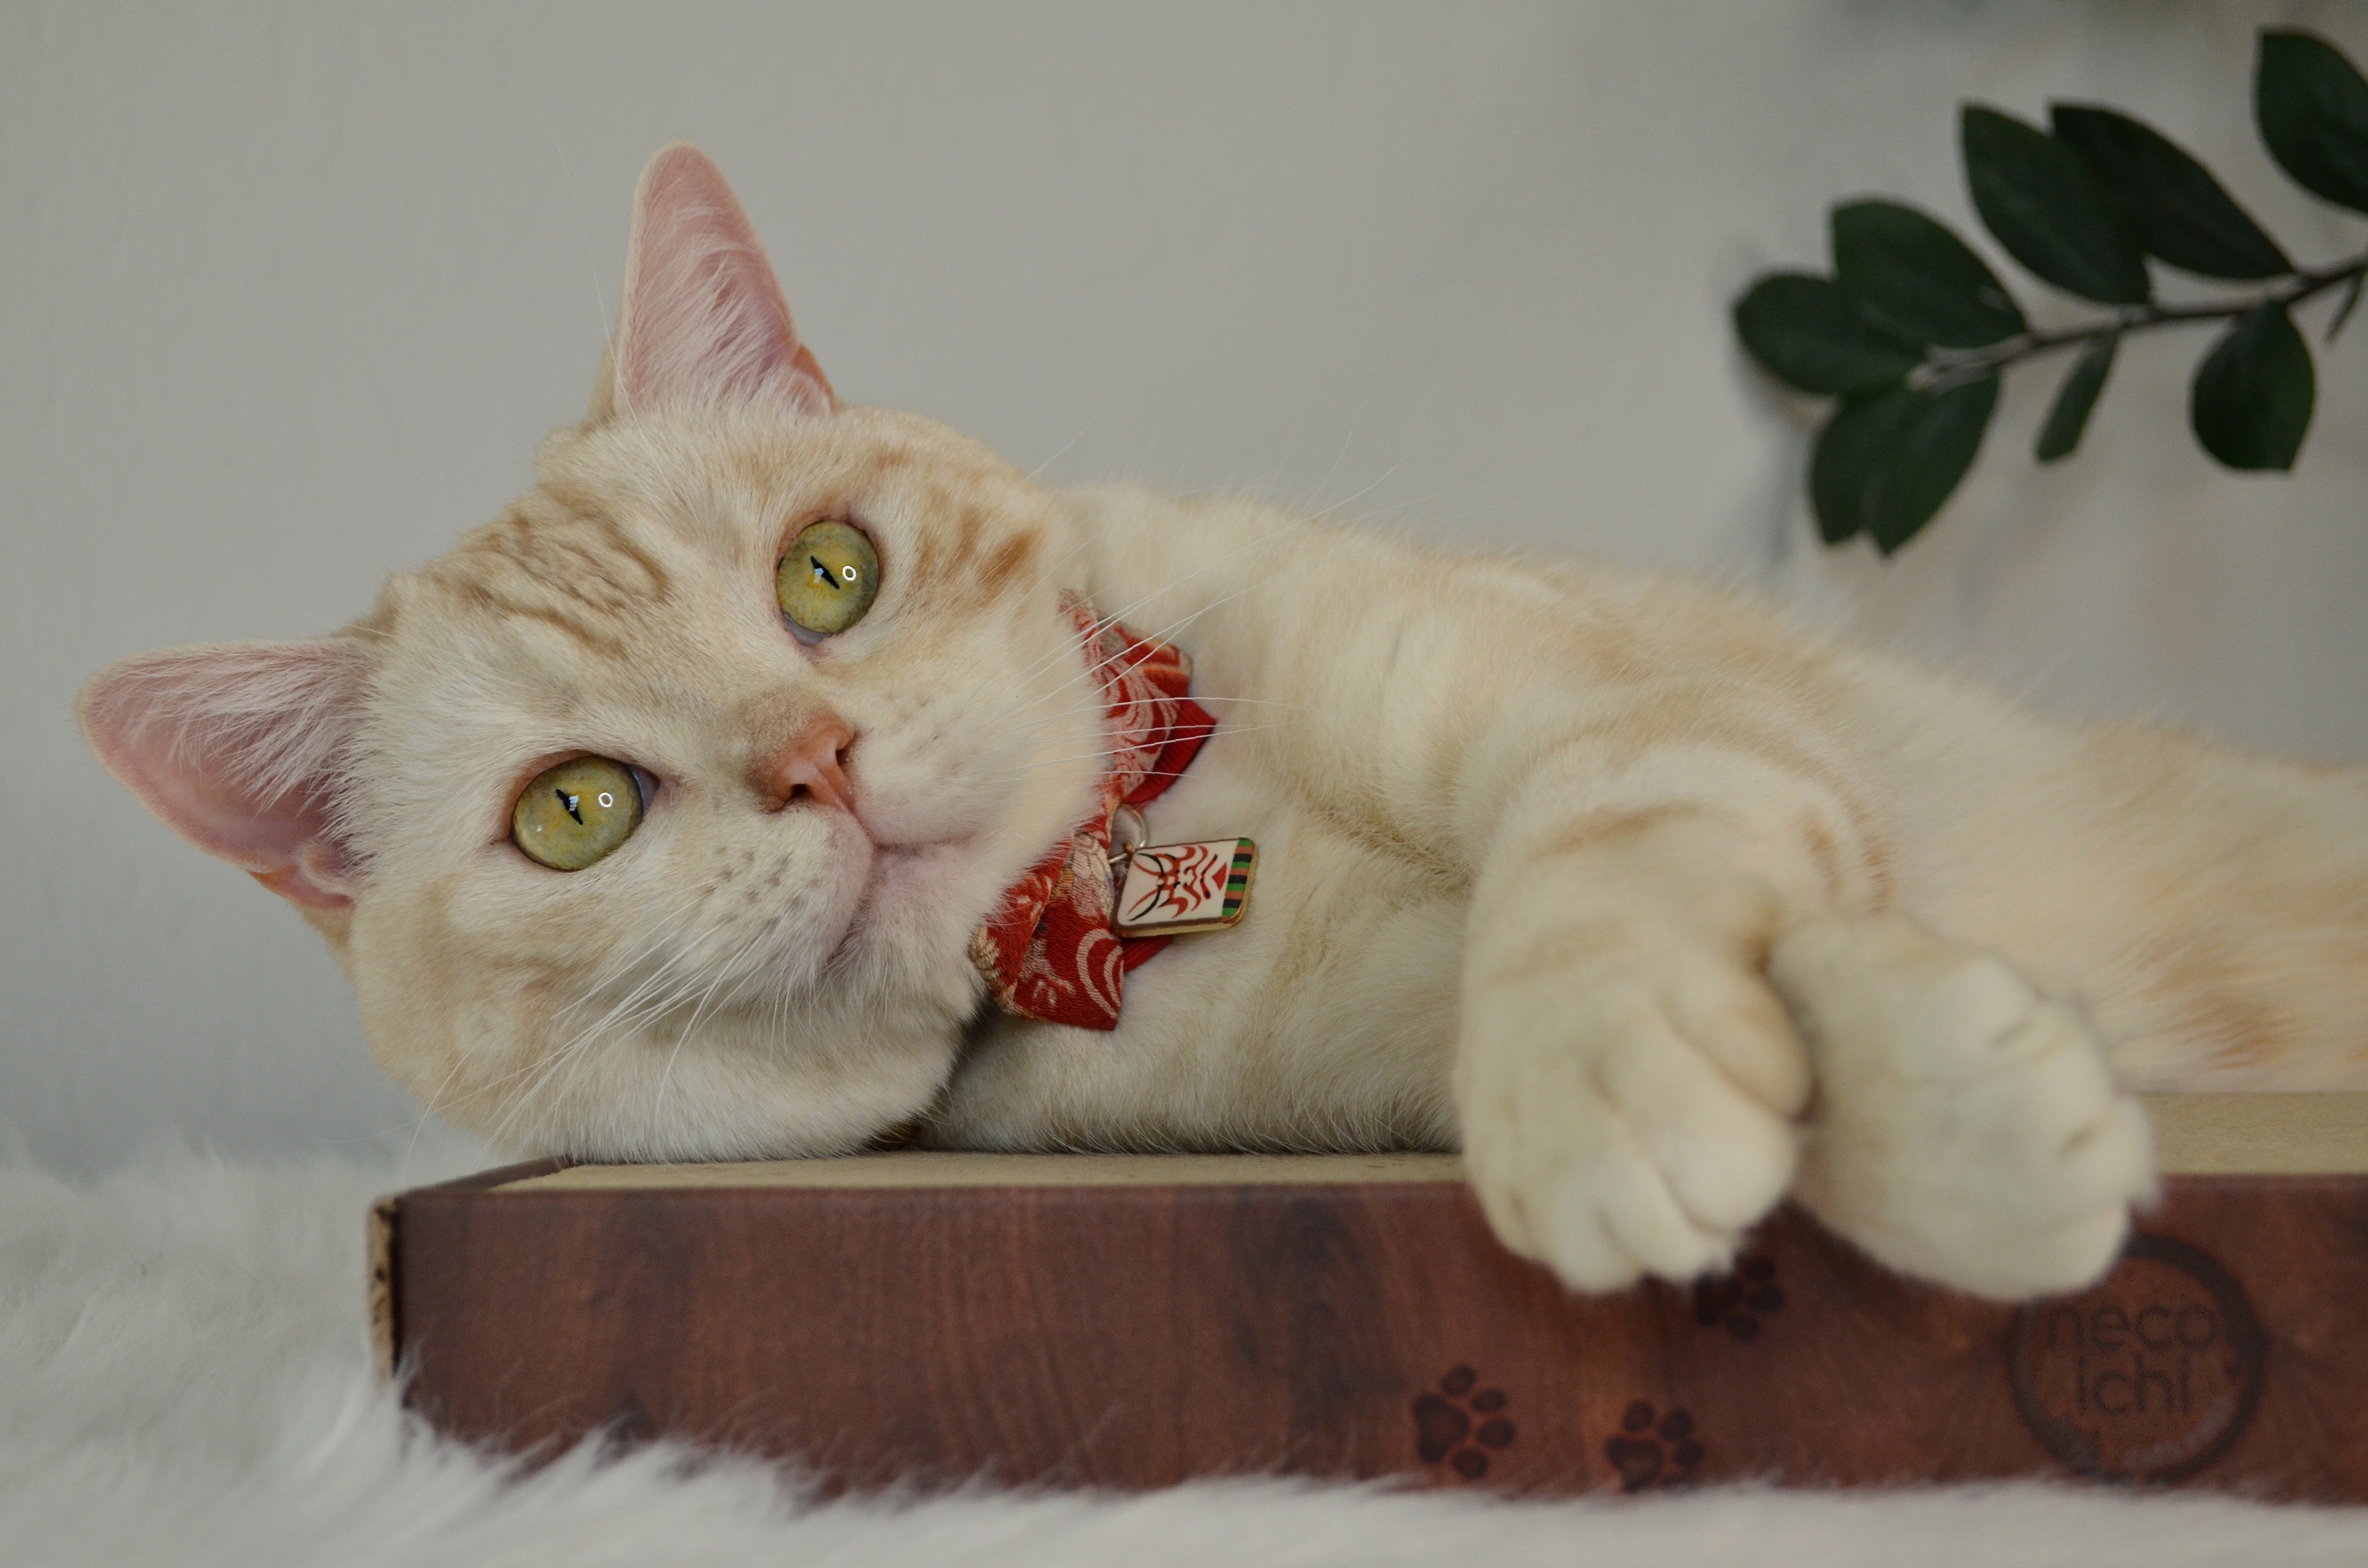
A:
[374,1094,2368,1496]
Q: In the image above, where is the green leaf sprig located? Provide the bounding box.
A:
[1734,28,2368,553]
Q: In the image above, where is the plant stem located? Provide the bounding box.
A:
[1913,248,2368,393]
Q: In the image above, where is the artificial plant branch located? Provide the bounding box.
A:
[1918,247,2368,394]
[1732,28,2368,553]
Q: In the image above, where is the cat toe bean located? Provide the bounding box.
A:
[1458,969,1801,1293]
[1657,969,1816,1118]
[1590,1007,1802,1234]
[1545,1143,1729,1289]
[1775,914,2157,1299]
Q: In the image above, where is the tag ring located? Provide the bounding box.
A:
[1107,804,1149,866]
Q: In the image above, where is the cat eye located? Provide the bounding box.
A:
[510,756,647,871]
[776,520,880,639]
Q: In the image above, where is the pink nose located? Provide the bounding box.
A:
[753,717,858,814]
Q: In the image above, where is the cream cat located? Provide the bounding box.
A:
[79,147,2368,1303]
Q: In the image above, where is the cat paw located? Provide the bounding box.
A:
[1769,917,2156,1300]
[1459,959,1807,1292]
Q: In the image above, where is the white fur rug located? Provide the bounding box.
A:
[7,1156,2368,1567]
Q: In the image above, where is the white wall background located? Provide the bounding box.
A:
[6,2,2365,1176]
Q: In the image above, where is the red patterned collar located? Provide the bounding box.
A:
[966,596,1214,1030]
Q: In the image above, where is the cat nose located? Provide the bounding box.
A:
[753,717,857,814]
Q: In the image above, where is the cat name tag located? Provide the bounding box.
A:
[1112,838,1258,938]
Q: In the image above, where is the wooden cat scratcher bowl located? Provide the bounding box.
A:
[373,1094,2368,1496]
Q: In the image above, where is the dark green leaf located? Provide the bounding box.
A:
[1810,395,1894,542]
[2191,304,2314,471]
[1809,377,1999,552]
[1962,106,2151,305]
[2049,105,2293,280]
[2035,336,2116,463]
[1732,272,1924,394]
[2258,31,2368,215]
[1830,200,2025,348]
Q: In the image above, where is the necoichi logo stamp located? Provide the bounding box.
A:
[2009,1234,2266,1483]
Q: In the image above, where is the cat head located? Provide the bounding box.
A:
[78,146,1112,1159]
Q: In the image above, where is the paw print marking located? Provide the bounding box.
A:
[1692,1253,1785,1342]
[1412,1364,1517,1479]
[1602,1400,1703,1493]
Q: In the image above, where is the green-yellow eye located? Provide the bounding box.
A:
[511,756,645,871]
[776,520,880,637]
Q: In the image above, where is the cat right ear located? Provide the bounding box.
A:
[77,640,371,912]
[605,143,835,419]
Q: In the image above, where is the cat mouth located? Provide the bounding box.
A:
[834,828,974,944]
[803,837,966,982]
[799,795,983,972]
[862,839,970,903]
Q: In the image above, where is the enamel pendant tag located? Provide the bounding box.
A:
[1112,838,1258,937]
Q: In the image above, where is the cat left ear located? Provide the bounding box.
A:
[609,143,835,418]
[77,640,371,912]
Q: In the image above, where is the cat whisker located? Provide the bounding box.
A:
[1025,419,1097,483]
[391,1051,479,1182]
[987,690,1318,744]
[1009,462,1396,717]
[1297,445,1415,527]
[1003,633,1175,729]
[948,534,1111,707]
[650,914,788,1121]
[1009,517,1353,724]
[937,520,1144,751]
[964,719,1307,787]
[969,737,1294,783]
[475,897,722,1144]
[1002,503,1320,700]
[961,688,1326,780]
[1012,563,1299,726]
[537,102,614,358]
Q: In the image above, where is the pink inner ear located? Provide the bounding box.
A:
[612,144,835,417]
[78,640,370,912]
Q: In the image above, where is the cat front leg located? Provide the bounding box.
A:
[1455,744,1839,1292]
[1455,735,2156,1297]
